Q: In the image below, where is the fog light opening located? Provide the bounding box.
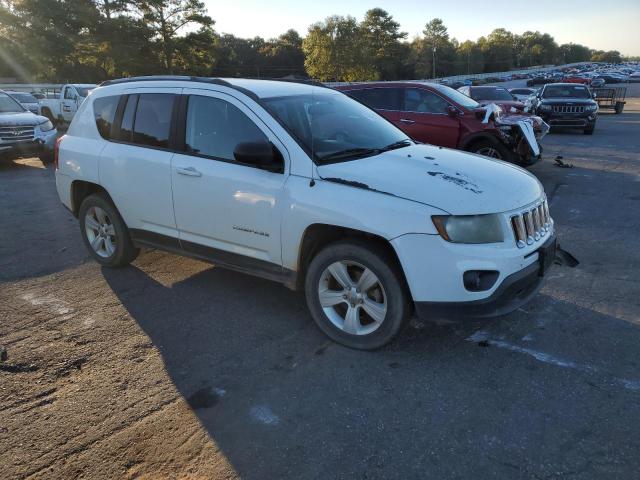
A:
[463,270,499,292]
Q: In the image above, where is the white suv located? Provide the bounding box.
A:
[55,76,556,350]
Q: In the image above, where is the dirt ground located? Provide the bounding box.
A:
[2,83,640,479]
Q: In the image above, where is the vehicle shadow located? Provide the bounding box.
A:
[102,261,640,479]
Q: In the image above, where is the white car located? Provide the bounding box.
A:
[40,83,96,126]
[509,87,538,103]
[55,77,556,350]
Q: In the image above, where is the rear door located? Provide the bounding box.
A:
[99,88,181,240]
[344,87,403,126]
[399,88,460,148]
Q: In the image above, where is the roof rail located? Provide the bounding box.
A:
[99,76,233,88]
[98,75,261,100]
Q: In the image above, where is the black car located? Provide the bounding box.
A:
[532,83,598,135]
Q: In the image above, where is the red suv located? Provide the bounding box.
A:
[335,82,546,166]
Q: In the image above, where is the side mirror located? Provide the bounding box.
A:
[446,105,460,118]
[233,141,283,173]
[592,92,597,98]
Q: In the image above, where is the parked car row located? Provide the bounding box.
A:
[54,76,558,350]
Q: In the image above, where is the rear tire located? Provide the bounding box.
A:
[304,241,409,350]
[78,193,139,267]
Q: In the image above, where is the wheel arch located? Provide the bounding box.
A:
[70,180,115,217]
[295,223,410,295]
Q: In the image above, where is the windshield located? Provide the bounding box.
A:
[471,88,513,101]
[0,93,26,113]
[263,89,410,164]
[9,93,38,103]
[77,87,95,97]
[543,85,591,99]
[430,84,480,109]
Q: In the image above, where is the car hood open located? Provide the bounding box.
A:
[317,144,543,215]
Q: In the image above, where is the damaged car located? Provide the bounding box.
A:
[56,76,557,350]
[334,82,548,166]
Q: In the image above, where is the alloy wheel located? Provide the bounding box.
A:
[317,260,387,335]
[84,206,117,258]
[476,146,502,159]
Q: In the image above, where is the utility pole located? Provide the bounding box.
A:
[432,46,437,79]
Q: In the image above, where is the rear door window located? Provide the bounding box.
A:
[114,93,175,148]
[404,88,449,114]
[347,88,402,111]
[93,95,120,139]
[132,94,175,148]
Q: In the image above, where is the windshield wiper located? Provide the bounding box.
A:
[380,139,413,152]
[318,147,380,163]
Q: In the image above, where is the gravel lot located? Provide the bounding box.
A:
[1,83,640,480]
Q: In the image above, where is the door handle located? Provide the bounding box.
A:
[176,166,202,177]
[399,118,415,124]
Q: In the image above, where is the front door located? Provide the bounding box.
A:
[171,89,288,267]
[399,88,460,148]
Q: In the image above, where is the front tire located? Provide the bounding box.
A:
[78,193,139,267]
[468,139,512,161]
[583,125,595,135]
[304,241,409,350]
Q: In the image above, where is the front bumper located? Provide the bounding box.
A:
[391,229,556,320]
[539,112,597,128]
[0,128,57,158]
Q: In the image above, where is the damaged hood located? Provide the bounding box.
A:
[317,144,543,215]
[0,111,48,126]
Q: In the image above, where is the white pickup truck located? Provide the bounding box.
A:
[40,84,96,126]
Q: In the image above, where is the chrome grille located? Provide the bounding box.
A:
[552,105,585,114]
[0,125,35,142]
[511,199,553,248]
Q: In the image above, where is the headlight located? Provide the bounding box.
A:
[585,104,598,112]
[538,104,552,111]
[38,120,55,132]
[432,214,504,244]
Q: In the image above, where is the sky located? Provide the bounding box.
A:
[203,0,640,56]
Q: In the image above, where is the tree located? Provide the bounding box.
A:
[135,0,213,73]
[303,15,375,81]
[409,18,457,78]
[456,40,484,75]
[261,29,306,77]
[560,43,591,64]
[591,50,622,63]
[361,8,407,80]
[480,28,514,72]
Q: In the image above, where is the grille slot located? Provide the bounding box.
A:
[552,105,585,114]
[511,199,552,248]
[0,126,35,142]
